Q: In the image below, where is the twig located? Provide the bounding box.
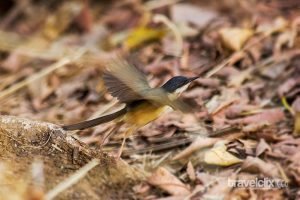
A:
[205,51,244,78]
[208,126,241,137]
[153,14,183,57]
[123,137,194,156]
[205,34,270,78]
[0,48,86,100]
[281,96,294,115]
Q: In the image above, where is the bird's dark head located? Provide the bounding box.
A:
[161,76,199,95]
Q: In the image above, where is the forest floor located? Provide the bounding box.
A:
[0,0,299,199]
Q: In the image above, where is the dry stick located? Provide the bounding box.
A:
[123,126,242,156]
[45,158,100,200]
[205,57,231,78]
[0,48,86,101]
[123,137,194,156]
[153,14,183,57]
[0,30,107,64]
[205,34,269,78]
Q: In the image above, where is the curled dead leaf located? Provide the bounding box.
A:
[172,137,218,160]
[241,156,280,178]
[219,28,253,51]
[256,139,271,157]
[148,167,190,196]
[229,108,285,125]
[204,141,243,166]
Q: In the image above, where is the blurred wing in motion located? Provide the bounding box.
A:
[103,56,151,103]
[103,56,191,112]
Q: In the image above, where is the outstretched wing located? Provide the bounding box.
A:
[103,56,151,103]
[103,56,191,112]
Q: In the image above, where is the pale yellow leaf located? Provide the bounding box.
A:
[172,137,218,160]
[124,26,165,50]
[204,141,242,166]
[219,28,253,51]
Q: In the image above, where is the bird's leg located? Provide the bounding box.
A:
[100,122,122,148]
[117,126,135,159]
[117,135,127,159]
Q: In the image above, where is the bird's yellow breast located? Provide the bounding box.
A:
[123,102,171,127]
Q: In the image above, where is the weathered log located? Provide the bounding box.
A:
[0,115,144,200]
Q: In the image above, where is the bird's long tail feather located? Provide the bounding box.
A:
[62,107,127,130]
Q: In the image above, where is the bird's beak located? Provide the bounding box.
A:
[188,76,200,82]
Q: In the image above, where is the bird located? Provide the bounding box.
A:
[62,56,199,157]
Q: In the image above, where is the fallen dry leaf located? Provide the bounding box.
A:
[229,108,285,125]
[183,87,213,101]
[228,68,253,87]
[274,31,294,55]
[124,26,165,50]
[206,89,239,115]
[196,171,234,199]
[292,97,300,136]
[227,139,256,158]
[242,122,269,133]
[256,17,288,36]
[241,156,280,178]
[260,60,289,80]
[287,152,300,185]
[272,138,300,157]
[171,3,217,29]
[1,1,300,199]
[195,78,220,88]
[187,161,196,181]
[173,137,218,160]
[204,141,243,166]
[145,60,175,76]
[219,27,254,51]
[256,138,271,156]
[225,104,259,119]
[277,77,300,97]
[148,167,190,196]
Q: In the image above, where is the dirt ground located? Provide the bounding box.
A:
[0,0,300,200]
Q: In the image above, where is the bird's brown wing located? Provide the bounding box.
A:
[103,56,191,112]
[103,56,151,103]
